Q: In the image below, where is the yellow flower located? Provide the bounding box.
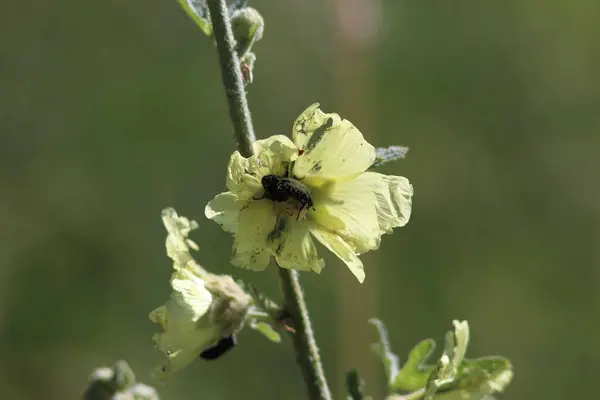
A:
[205,104,413,282]
[149,209,251,380]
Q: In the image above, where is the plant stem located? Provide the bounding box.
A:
[206,0,255,157]
[206,1,332,399]
[278,268,333,400]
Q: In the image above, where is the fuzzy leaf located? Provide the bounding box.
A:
[346,368,366,400]
[433,357,513,399]
[391,339,436,392]
[370,146,409,169]
[424,322,468,400]
[369,319,400,385]
[177,0,213,37]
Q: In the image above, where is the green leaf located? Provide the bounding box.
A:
[369,319,400,385]
[177,0,213,37]
[424,321,469,400]
[391,339,436,392]
[346,368,366,400]
[370,146,410,169]
[436,356,513,399]
[424,321,513,400]
[249,319,282,343]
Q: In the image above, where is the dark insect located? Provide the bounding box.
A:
[254,174,315,219]
[199,335,237,361]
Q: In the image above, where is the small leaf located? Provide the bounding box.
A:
[370,146,410,169]
[369,319,400,385]
[424,323,467,400]
[249,320,282,343]
[437,356,514,398]
[391,339,436,392]
[177,0,213,37]
[346,368,366,400]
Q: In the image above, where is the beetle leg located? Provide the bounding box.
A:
[297,202,309,220]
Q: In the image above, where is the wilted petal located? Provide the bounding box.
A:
[149,268,218,380]
[368,172,413,234]
[231,200,277,270]
[205,192,241,234]
[292,104,375,180]
[274,218,324,273]
[311,229,365,283]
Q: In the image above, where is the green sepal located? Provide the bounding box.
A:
[249,320,282,343]
[370,146,409,169]
[369,319,400,386]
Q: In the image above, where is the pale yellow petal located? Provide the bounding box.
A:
[292,103,330,150]
[152,324,219,380]
[367,172,413,233]
[231,199,277,270]
[292,105,375,180]
[250,135,298,178]
[170,268,213,322]
[150,268,218,380]
[310,229,365,283]
[205,192,241,234]
[273,218,324,273]
[226,152,261,199]
[311,174,381,254]
[311,172,413,254]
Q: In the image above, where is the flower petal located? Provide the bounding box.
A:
[311,172,413,254]
[231,200,277,270]
[311,229,365,283]
[252,135,297,161]
[311,174,380,253]
[226,151,261,198]
[205,192,241,234]
[370,173,413,233]
[292,104,375,180]
[149,267,218,380]
[251,135,298,178]
[152,323,219,380]
[169,268,213,322]
[273,218,324,273]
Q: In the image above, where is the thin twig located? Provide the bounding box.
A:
[205,1,332,399]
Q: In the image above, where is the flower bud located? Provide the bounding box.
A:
[230,7,264,58]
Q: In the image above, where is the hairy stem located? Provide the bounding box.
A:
[206,1,332,399]
[206,0,255,157]
[278,268,333,400]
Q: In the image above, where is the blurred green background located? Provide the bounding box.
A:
[1,0,598,399]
